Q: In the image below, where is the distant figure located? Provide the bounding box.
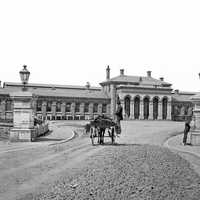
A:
[183,121,191,145]
[115,100,123,134]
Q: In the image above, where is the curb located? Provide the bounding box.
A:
[163,134,200,159]
[48,130,78,146]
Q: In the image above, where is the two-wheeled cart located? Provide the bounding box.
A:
[89,116,118,145]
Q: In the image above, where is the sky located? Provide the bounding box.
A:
[0,0,200,92]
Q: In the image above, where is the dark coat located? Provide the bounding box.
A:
[115,105,123,121]
[184,123,190,134]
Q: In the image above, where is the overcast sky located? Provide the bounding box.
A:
[0,0,200,92]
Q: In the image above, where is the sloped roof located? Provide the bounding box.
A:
[1,83,109,100]
[100,75,171,87]
[3,82,101,91]
[172,91,196,102]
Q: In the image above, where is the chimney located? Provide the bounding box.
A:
[106,65,110,80]
[120,69,124,76]
[160,77,164,81]
[147,71,151,77]
[174,89,179,94]
[86,82,90,90]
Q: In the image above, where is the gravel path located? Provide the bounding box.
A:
[28,144,200,200]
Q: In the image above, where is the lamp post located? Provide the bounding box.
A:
[19,65,30,91]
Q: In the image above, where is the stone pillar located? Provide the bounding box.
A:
[52,102,56,117]
[89,103,93,119]
[167,101,172,120]
[61,102,66,117]
[98,103,102,115]
[158,101,162,120]
[130,100,134,119]
[110,84,116,118]
[139,101,144,119]
[42,101,47,119]
[120,100,126,119]
[149,101,153,120]
[9,91,36,142]
[80,103,84,115]
[71,102,75,118]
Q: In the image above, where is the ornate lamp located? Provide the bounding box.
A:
[19,65,30,91]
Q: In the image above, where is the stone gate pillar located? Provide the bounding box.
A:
[9,91,37,142]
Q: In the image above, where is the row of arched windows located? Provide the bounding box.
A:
[124,96,168,120]
[36,101,107,114]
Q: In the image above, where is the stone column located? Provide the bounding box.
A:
[52,102,56,117]
[9,91,36,142]
[110,84,116,118]
[167,101,172,120]
[42,101,47,119]
[98,103,102,115]
[120,100,125,119]
[80,103,84,115]
[130,100,134,119]
[61,102,66,118]
[149,101,153,120]
[89,103,93,119]
[139,101,144,119]
[71,102,75,118]
[158,101,162,120]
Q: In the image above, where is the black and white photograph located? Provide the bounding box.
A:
[0,0,200,199]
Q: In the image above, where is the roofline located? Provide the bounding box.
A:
[3,82,101,91]
[115,84,172,90]
[100,80,172,87]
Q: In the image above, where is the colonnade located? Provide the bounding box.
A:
[120,96,171,120]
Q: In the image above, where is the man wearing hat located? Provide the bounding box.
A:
[115,98,123,134]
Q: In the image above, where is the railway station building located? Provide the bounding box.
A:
[0,67,195,122]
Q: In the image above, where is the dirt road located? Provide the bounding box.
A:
[0,120,199,200]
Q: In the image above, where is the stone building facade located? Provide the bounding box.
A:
[0,67,195,121]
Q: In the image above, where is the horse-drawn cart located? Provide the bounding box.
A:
[89,115,119,145]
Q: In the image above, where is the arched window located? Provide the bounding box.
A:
[143,97,150,119]
[153,97,159,120]
[36,101,42,112]
[93,103,98,113]
[84,103,89,113]
[162,97,168,120]
[56,102,61,112]
[75,103,80,113]
[5,100,12,111]
[102,104,107,113]
[66,103,71,112]
[47,101,52,112]
[124,96,131,118]
[134,96,140,119]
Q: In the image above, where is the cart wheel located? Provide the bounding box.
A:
[90,127,94,145]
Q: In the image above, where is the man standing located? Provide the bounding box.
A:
[183,121,191,145]
[115,100,123,134]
